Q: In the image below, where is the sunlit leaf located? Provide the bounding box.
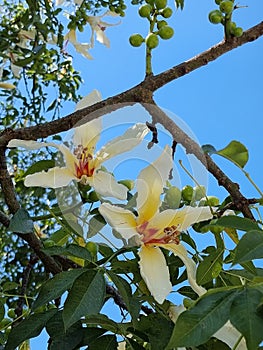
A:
[5,309,57,350]
[63,270,105,330]
[230,286,263,349]
[8,208,34,234]
[233,230,263,264]
[196,248,224,285]
[217,140,249,168]
[33,269,86,310]
[167,288,240,348]
[211,215,260,232]
[42,244,92,261]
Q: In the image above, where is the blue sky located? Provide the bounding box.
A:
[29,0,263,348]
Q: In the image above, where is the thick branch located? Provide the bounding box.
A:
[143,102,254,220]
[143,21,263,91]
[0,22,262,145]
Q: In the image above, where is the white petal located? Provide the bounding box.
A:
[139,245,172,304]
[92,171,127,199]
[214,321,246,349]
[73,118,102,152]
[25,167,74,188]
[162,243,206,297]
[175,206,213,231]
[95,28,110,48]
[75,89,102,111]
[96,123,149,162]
[7,139,51,150]
[136,145,172,224]
[99,203,138,240]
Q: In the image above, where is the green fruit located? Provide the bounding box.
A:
[208,10,223,24]
[43,239,55,248]
[233,26,243,37]
[138,4,152,17]
[199,196,220,207]
[129,33,144,47]
[165,186,181,209]
[193,185,206,201]
[146,0,155,6]
[88,190,99,202]
[160,7,173,18]
[158,25,174,39]
[219,0,234,14]
[157,20,168,29]
[181,185,194,202]
[145,33,159,49]
[154,0,167,9]
[215,0,222,4]
[118,179,134,191]
[7,309,16,319]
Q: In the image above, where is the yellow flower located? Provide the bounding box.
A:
[99,146,213,303]
[8,90,149,199]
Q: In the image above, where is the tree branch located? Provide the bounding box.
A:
[142,102,255,220]
[0,22,262,146]
[143,21,263,91]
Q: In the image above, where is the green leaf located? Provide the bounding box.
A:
[8,208,34,233]
[167,288,239,348]
[63,270,105,330]
[87,215,106,238]
[85,314,119,333]
[126,338,146,350]
[196,249,224,285]
[217,140,249,168]
[107,272,140,321]
[0,301,4,322]
[46,311,84,350]
[233,230,263,264]
[49,228,70,246]
[201,144,217,155]
[33,269,86,310]
[24,160,55,176]
[211,215,260,232]
[5,309,57,350]
[230,287,263,350]
[42,244,92,261]
[81,327,107,346]
[89,334,118,350]
[137,313,174,350]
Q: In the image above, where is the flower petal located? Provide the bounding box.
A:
[7,139,54,150]
[139,245,172,304]
[91,171,127,199]
[169,206,213,232]
[99,202,138,240]
[161,243,206,297]
[73,118,102,154]
[214,321,246,349]
[75,89,102,111]
[25,167,74,188]
[137,145,172,224]
[96,123,149,162]
[95,28,110,48]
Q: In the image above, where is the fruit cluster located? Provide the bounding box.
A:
[208,0,243,39]
[129,0,174,49]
